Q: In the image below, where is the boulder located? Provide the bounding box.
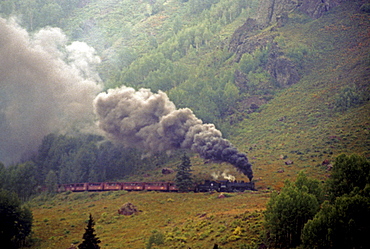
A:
[162,168,174,174]
[285,160,294,165]
[118,202,139,216]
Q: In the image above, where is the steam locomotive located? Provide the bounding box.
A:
[57,180,255,193]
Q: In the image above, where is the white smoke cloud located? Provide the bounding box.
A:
[211,170,236,181]
[0,18,102,165]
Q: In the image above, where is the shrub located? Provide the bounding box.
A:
[333,86,365,111]
[146,230,165,249]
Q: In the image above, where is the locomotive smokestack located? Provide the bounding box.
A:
[93,86,253,181]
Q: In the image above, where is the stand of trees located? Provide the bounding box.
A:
[0,189,33,249]
[264,154,370,248]
[0,133,173,201]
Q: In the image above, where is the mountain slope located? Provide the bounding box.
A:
[231,1,370,189]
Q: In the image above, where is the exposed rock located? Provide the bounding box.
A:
[326,164,333,171]
[118,202,139,216]
[285,160,294,165]
[256,0,299,28]
[161,167,174,174]
[322,159,331,165]
[229,29,275,62]
[256,0,346,28]
[298,0,345,19]
[267,55,300,87]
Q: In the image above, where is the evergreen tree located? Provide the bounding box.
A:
[175,153,193,192]
[78,214,101,249]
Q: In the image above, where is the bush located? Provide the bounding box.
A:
[146,230,165,249]
[333,86,365,111]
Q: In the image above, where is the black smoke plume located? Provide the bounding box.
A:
[93,87,253,181]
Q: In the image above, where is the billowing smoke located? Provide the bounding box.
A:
[211,170,236,182]
[0,18,102,165]
[93,86,253,181]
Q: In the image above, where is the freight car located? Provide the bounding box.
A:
[57,182,179,192]
[57,180,255,193]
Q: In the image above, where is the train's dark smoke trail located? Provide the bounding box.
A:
[0,18,102,165]
[93,87,253,181]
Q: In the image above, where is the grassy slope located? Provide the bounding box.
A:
[30,191,269,249]
[28,2,370,249]
[233,2,370,190]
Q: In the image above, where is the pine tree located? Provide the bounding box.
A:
[175,153,193,192]
[78,214,101,249]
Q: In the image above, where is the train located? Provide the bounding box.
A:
[57,180,256,193]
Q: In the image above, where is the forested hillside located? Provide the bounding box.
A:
[1,0,369,187]
[0,0,370,248]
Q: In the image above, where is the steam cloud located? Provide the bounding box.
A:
[0,18,102,165]
[93,87,253,181]
[211,170,236,182]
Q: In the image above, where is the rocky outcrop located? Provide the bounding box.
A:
[298,0,344,19]
[266,43,300,87]
[229,18,275,62]
[256,0,346,27]
[229,0,347,90]
[228,18,265,61]
[256,0,299,28]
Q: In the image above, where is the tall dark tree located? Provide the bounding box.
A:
[78,214,101,249]
[0,189,33,249]
[175,153,193,192]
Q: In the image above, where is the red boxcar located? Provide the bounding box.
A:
[144,182,169,191]
[122,182,145,191]
[168,182,179,192]
[74,183,88,191]
[103,182,122,191]
[60,184,75,192]
[88,182,104,191]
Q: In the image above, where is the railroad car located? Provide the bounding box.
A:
[104,182,122,191]
[122,182,145,191]
[57,180,254,193]
[88,182,104,191]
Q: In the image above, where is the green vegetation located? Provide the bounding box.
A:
[265,154,370,248]
[175,153,194,192]
[78,214,101,249]
[0,189,33,249]
[264,172,322,247]
[0,0,369,248]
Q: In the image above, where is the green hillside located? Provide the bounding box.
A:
[1,0,369,248]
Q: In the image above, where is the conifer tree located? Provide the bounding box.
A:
[78,214,101,249]
[175,153,193,192]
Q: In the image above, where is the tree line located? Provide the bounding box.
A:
[0,133,172,201]
[264,154,370,248]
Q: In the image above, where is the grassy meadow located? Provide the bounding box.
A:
[30,190,269,249]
